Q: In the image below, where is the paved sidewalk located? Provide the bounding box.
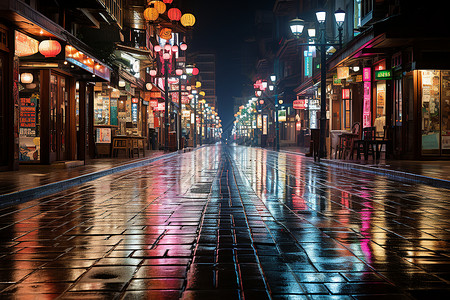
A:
[0,150,185,207]
[280,146,450,189]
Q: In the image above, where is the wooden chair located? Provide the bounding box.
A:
[353,127,376,160]
[342,122,360,159]
[112,137,131,157]
[371,126,392,160]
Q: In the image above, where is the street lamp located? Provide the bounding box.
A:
[289,8,345,160]
[270,74,280,151]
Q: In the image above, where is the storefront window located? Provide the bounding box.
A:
[19,70,40,161]
[94,86,110,125]
[375,82,386,137]
[441,71,450,154]
[421,70,440,151]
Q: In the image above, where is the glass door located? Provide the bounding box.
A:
[0,53,6,166]
[50,73,68,161]
[441,71,450,155]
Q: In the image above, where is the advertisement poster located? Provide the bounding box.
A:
[19,96,37,136]
[96,128,111,143]
[263,115,268,135]
[278,109,286,122]
[110,98,118,126]
[363,81,371,128]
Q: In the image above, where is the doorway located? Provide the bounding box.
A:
[50,73,68,161]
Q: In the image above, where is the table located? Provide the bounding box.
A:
[111,136,145,158]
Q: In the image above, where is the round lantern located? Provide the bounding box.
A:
[192,67,199,76]
[150,69,157,76]
[39,40,61,58]
[180,43,187,51]
[118,80,126,87]
[163,53,171,60]
[163,0,173,3]
[171,45,178,52]
[143,7,159,21]
[164,44,171,51]
[168,8,182,21]
[150,1,166,14]
[154,45,162,52]
[175,69,183,76]
[180,13,196,27]
[146,82,153,90]
[159,28,172,40]
[20,73,34,84]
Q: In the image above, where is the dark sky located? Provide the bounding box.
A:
[189,0,275,137]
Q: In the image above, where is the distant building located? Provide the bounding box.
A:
[189,52,217,109]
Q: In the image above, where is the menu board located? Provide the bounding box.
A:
[19,96,37,136]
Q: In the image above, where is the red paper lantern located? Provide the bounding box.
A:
[168,8,182,21]
[192,67,199,75]
[163,0,173,3]
[39,40,61,58]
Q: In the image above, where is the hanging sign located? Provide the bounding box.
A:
[342,89,350,100]
[337,67,349,79]
[15,31,38,57]
[293,99,306,110]
[333,75,341,85]
[278,109,286,122]
[262,114,268,135]
[363,67,371,81]
[375,69,392,80]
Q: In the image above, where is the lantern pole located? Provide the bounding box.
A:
[164,58,169,152]
[178,74,182,150]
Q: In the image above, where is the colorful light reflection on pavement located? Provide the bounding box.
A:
[0,145,449,299]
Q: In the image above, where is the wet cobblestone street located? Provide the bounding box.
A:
[0,145,450,299]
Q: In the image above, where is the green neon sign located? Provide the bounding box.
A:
[375,69,392,80]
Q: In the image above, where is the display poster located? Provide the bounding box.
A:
[110,98,118,126]
[96,128,111,143]
[19,96,37,136]
[257,114,262,128]
[278,109,286,122]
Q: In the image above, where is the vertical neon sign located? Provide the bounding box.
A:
[363,67,371,128]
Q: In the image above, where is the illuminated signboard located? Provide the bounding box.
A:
[342,89,350,100]
[363,81,371,128]
[374,69,392,80]
[15,31,38,57]
[293,99,306,110]
[363,67,371,81]
[337,67,349,79]
[65,45,110,81]
[262,115,268,135]
[304,51,312,77]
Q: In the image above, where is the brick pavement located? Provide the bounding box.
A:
[0,145,449,299]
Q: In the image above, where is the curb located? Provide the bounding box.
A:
[0,147,202,208]
[280,149,450,189]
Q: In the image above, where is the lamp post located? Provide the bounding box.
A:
[269,74,280,151]
[289,8,345,160]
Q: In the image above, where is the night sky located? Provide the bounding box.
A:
[189,0,275,137]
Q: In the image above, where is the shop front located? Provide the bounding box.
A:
[16,32,111,164]
[0,23,12,170]
[419,70,450,156]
